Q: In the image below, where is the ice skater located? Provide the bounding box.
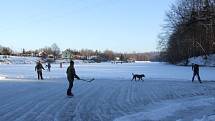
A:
[192,63,202,83]
[60,62,63,68]
[46,62,51,72]
[35,61,45,80]
[66,60,80,96]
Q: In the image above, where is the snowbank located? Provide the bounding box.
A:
[0,55,99,65]
[0,55,39,64]
[0,75,6,79]
[178,54,215,66]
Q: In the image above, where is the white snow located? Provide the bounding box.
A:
[178,54,215,66]
[0,62,215,121]
[0,55,40,64]
[193,115,215,121]
[114,96,215,121]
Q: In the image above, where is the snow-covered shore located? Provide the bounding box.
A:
[178,54,215,67]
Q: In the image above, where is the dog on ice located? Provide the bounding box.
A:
[131,73,145,81]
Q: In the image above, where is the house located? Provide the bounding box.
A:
[126,58,135,63]
[39,51,48,58]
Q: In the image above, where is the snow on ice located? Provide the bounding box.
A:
[0,60,215,121]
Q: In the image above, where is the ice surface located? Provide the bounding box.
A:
[0,62,215,121]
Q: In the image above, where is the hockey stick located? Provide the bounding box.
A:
[79,78,95,82]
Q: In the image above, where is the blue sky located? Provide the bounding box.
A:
[0,0,173,52]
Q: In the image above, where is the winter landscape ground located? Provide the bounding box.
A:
[1,62,215,121]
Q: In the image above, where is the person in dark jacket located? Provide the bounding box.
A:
[66,60,80,96]
[35,61,45,80]
[192,63,202,83]
[46,62,51,72]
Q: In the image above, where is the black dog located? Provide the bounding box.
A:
[131,73,145,81]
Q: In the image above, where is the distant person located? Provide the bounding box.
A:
[192,63,202,83]
[66,60,80,96]
[46,62,51,72]
[35,61,45,80]
[60,62,63,68]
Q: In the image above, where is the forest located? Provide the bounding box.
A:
[158,0,215,64]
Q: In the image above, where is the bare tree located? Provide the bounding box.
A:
[51,43,60,60]
[103,50,115,61]
[1,47,13,55]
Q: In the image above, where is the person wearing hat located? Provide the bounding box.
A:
[192,63,202,83]
[66,60,80,96]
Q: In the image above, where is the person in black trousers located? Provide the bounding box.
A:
[35,61,45,80]
[46,62,51,72]
[66,60,80,96]
[192,63,202,83]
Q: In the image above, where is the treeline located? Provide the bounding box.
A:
[0,43,61,60]
[124,52,160,61]
[0,45,13,55]
[0,44,159,61]
[158,0,215,64]
[62,49,159,61]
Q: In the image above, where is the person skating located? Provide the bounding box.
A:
[66,60,80,96]
[46,62,51,72]
[35,61,45,80]
[192,63,202,83]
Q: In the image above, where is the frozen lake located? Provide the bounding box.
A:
[1,61,215,81]
[0,62,215,121]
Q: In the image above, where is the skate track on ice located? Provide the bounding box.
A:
[1,63,215,121]
[1,78,215,121]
